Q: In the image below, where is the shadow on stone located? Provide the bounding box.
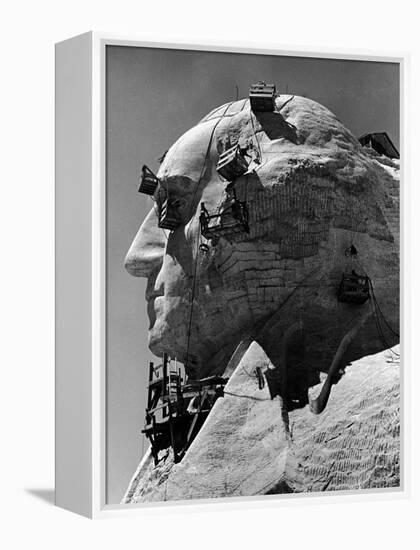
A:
[265,479,294,494]
[254,111,299,144]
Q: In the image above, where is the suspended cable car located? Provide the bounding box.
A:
[154,185,181,231]
[158,196,181,230]
[200,192,250,242]
[216,144,250,181]
[249,81,276,112]
[337,271,370,305]
[138,165,160,195]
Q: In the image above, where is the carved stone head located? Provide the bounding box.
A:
[125,96,399,380]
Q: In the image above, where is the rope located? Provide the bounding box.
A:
[373,304,400,358]
[244,172,249,203]
[338,237,399,358]
[241,363,257,378]
[367,278,400,357]
[224,390,271,401]
[185,219,208,368]
[155,101,252,370]
[277,94,295,112]
[369,279,400,337]
[184,102,235,369]
[249,110,263,162]
[186,101,234,240]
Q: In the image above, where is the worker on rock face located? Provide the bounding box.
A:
[187,396,200,414]
[125,95,399,413]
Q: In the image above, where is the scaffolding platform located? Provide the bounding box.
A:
[142,354,228,464]
[200,191,250,243]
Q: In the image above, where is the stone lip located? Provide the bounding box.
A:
[123,342,399,503]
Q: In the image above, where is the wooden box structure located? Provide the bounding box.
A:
[158,197,181,230]
[155,186,181,231]
[143,354,228,464]
[138,165,160,195]
[358,132,400,160]
[338,272,370,305]
[216,145,250,181]
[249,81,276,112]
[200,197,250,242]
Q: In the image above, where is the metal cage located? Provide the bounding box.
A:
[138,165,160,195]
[200,197,250,242]
[249,81,276,112]
[337,272,370,305]
[216,144,250,181]
[158,196,181,230]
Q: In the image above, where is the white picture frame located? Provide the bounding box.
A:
[55,32,408,518]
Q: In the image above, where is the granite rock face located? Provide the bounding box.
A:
[124,95,400,502]
[123,342,399,502]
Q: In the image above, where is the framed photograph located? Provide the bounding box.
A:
[55,32,405,518]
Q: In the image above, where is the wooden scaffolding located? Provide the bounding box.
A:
[142,354,228,465]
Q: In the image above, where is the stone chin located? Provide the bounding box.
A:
[145,297,178,356]
[145,294,200,364]
[147,285,250,377]
[147,325,168,358]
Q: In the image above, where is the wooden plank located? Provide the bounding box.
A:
[147,362,154,408]
[168,414,179,463]
[162,353,168,397]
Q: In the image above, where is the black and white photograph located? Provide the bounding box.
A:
[4,0,420,546]
[105,45,400,505]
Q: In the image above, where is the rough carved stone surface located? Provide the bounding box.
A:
[123,343,399,502]
[124,95,400,502]
[290,347,400,493]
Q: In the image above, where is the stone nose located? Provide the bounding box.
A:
[124,207,167,278]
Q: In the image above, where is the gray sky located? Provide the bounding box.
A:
[106,45,399,503]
